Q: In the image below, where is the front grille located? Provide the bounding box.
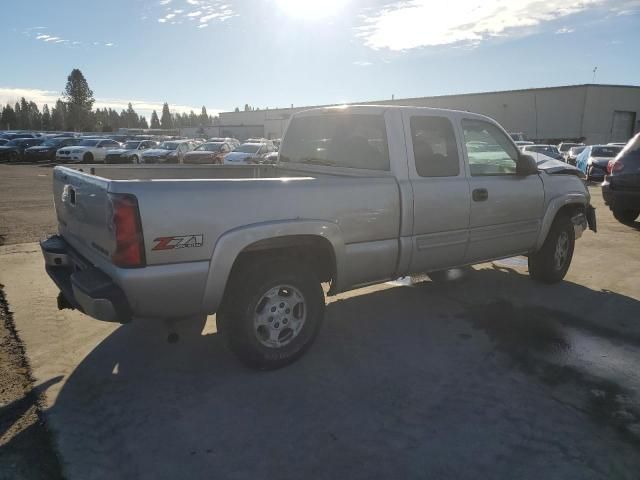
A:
[59,150,70,155]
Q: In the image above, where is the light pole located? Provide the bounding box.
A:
[592,66,598,83]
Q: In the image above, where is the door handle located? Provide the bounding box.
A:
[472,188,488,202]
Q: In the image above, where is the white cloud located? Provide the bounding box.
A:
[155,0,236,26]
[358,0,639,50]
[25,27,114,49]
[555,27,575,34]
[0,87,223,120]
[353,60,373,67]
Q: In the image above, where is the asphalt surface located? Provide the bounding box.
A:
[0,164,639,479]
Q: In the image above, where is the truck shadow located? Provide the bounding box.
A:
[42,267,640,479]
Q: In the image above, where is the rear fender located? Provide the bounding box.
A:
[201,220,345,314]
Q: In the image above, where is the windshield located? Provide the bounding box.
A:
[123,141,141,149]
[79,139,100,147]
[157,142,179,150]
[280,114,390,170]
[196,143,224,152]
[592,146,622,157]
[5,139,21,146]
[559,143,580,152]
[234,144,261,154]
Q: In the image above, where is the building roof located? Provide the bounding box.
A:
[220,83,640,116]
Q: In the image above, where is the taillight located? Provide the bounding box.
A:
[109,193,145,267]
[609,160,624,174]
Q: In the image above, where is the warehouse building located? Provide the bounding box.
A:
[216,84,640,144]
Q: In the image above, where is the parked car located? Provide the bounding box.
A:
[140,140,197,164]
[515,141,534,148]
[104,140,158,164]
[183,142,232,165]
[24,137,79,162]
[607,142,627,147]
[558,142,584,161]
[224,140,276,165]
[0,137,44,162]
[0,132,36,141]
[509,132,526,142]
[566,145,586,165]
[41,105,595,369]
[0,139,9,146]
[602,133,640,224]
[521,144,564,161]
[56,138,122,163]
[209,137,241,149]
[576,145,624,181]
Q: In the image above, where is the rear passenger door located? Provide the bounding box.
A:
[461,118,544,262]
[403,111,471,273]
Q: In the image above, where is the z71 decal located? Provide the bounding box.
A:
[152,235,204,251]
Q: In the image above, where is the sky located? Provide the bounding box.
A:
[1,0,639,119]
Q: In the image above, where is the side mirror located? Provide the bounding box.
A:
[517,153,538,176]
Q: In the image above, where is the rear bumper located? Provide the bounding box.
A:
[602,179,640,211]
[40,235,132,323]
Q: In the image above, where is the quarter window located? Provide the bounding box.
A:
[410,116,460,177]
[462,119,518,176]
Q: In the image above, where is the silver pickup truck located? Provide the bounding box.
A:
[41,105,596,369]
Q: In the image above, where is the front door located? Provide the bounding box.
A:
[405,112,471,273]
[460,118,544,263]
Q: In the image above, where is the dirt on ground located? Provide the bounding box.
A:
[0,285,63,480]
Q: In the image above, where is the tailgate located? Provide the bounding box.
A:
[53,166,115,265]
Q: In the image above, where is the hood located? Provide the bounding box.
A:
[143,149,172,156]
[27,145,56,151]
[0,146,19,152]
[107,148,135,155]
[225,152,253,161]
[529,152,582,176]
[64,146,90,152]
[185,151,218,157]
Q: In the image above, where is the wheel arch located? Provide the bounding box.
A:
[201,221,345,314]
[535,194,588,250]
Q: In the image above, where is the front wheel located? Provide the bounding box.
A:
[612,208,640,224]
[528,214,575,284]
[220,258,325,370]
[83,152,94,163]
[131,155,139,164]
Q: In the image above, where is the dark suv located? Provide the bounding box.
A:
[602,133,640,224]
[24,137,79,162]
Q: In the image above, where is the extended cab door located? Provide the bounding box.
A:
[403,111,471,273]
[460,118,544,262]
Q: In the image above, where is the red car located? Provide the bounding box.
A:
[182,142,232,165]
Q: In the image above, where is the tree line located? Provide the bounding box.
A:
[0,69,215,132]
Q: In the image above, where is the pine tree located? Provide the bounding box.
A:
[51,99,67,130]
[200,106,208,126]
[42,104,52,131]
[1,104,17,129]
[63,68,95,131]
[150,110,160,129]
[160,102,172,129]
[140,116,149,129]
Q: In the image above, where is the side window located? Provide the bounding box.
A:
[462,119,518,176]
[410,116,460,177]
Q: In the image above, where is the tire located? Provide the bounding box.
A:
[131,155,139,164]
[220,257,325,370]
[8,151,19,163]
[528,214,575,284]
[585,166,592,181]
[612,208,640,224]
[83,152,94,163]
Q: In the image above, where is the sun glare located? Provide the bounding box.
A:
[275,0,347,19]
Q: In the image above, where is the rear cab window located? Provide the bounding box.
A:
[280,113,390,170]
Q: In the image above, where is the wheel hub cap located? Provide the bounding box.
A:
[253,285,306,348]
[554,231,569,270]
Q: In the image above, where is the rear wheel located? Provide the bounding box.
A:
[219,257,325,370]
[8,151,19,162]
[612,208,640,224]
[131,155,139,164]
[528,214,575,284]
[83,152,94,163]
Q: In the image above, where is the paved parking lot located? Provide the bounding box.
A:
[1,164,640,479]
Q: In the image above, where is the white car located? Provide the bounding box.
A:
[56,138,122,163]
[224,141,276,165]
